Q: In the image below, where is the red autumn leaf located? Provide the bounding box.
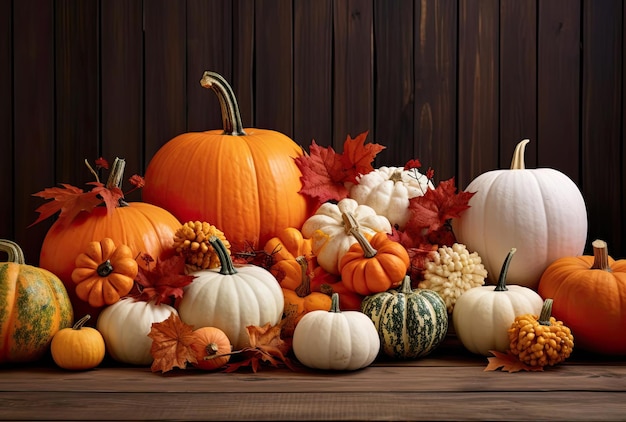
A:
[485,350,544,373]
[148,313,198,373]
[406,177,475,235]
[340,131,386,183]
[135,254,196,306]
[30,184,103,228]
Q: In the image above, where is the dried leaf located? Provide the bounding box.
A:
[135,254,196,306]
[30,184,103,227]
[148,313,198,373]
[485,350,544,373]
[340,131,385,184]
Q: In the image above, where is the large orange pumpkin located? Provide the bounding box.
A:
[39,159,181,321]
[142,71,312,252]
[0,239,73,363]
[538,239,626,355]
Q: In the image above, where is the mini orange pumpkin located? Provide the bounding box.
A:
[338,213,410,295]
[282,256,332,326]
[51,314,106,370]
[71,238,138,308]
[538,239,626,355]
[190,326,232,371]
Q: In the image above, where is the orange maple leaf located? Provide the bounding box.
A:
[148,313,198,373]
[135,254,196,306]
[340,131,385,183]
[485,350,544,373]
[30,184,104,227]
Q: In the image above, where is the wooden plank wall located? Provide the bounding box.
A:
[1,0,624,265]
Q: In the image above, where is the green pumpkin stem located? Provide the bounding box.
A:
[342,212,377,258]
[538,299,554,326]
[591,239,612,272]
[494,248,517,291]
[399,275,413,294]
[510,139,530,170]
[200,71,246,137]
[73,314,92,330]
[0,239,26,265]
[329,292,342,313]
[209,236,238,276]
[295,256,312,297]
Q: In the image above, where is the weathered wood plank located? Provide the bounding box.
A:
[12,0,57,264]
[457,0,499,189]
[293,0,333,147]
[333,0,374,150]
[100,0,144,200]
[499,0,537,168]
[413,0,458,182]
[374,0,414,166]
[143,0,187,162]
[0,0,12,242]
[255,0,294,136]
[231,0,255,128]
[581,0,623,255]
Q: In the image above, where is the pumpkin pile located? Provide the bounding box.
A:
[12,71,620,375]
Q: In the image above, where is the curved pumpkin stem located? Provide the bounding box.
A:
[494,248,516,291]
[294,256,312,297]
[538,299,554,326]
[510,139,530,170]
[200,71,246,137]
[0,239,26,265]
[342,212,377,258]
[72,314,92,330]
[591,239,612,272]
[208,235,238,276]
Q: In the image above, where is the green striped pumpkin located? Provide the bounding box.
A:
[361,275,448,359]
[0,240,74,363]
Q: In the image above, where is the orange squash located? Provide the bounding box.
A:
[0,240,73,363]
[143,71,312,252]
[338,213,410,295]
[538,239,626,355]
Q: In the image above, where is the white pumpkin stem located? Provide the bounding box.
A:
[208,236,238,275]
[494,248,516,291]
[72,314,92,330]
[590,239,612,272]
[200,71,247,136]
[342,212,378,258]
[295,256,312,297]
[329,292,342,313]
[538,299,554,326]
[0,239,26,265]
[509,139,530,170]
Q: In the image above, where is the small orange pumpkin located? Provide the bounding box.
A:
[71,238,138,308]
[538,239,626,355]
[338,213,410,295]
[282,256,333,325]
[264,227,314,289]
[190,326,232,371]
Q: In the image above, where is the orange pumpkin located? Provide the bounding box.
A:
[282,256,333,323]
[39,159,180,320]
[264,227,314,289]
[338,213,410,295]
[143,71,312,252]
[538,239,626,355]
[190,326,232,371]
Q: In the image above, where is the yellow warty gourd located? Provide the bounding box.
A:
[173,221,231,270]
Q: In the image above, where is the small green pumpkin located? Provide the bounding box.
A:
[361,275,448,359]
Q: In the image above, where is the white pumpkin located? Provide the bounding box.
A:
[96,297,177,365]
[453,139,587,290]
[348,166,432,230]
[292,293,380,371]
[177,236,284,350]
[452,249,544,355]
[301,198,391,274]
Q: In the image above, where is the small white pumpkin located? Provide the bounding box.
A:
[96,297,177,365]
[452,248,544,355]
[292,293,380,371]
[453,139,587,290]
[348,166,432,230]
[177,236,284,350]
[301,198,391,274]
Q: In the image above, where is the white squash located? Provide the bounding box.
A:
[348,166,432,230]
[453,139,587,290]
[177,236,284,350]
[96,297,177,366]
[452,248,544,355]
[292,293,380,371]
[301,198,391,274]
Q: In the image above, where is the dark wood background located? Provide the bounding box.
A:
[1,0,624,265]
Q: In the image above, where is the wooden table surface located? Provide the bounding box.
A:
[2,337,625,421]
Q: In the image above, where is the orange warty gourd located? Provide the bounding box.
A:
[0,240,73,363]
[39,159,180,320]
[538,239,626,355]
[143,71,312,252]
